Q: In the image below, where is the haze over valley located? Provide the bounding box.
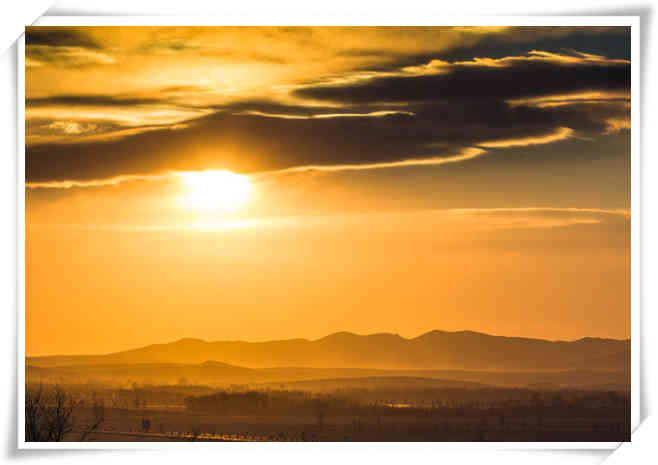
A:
[27,330,630,390]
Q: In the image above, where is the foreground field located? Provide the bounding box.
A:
[67,405,629,442]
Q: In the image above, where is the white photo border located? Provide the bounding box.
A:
[18,16,641,450]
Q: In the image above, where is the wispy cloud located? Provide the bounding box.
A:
[256,147,488,176]
[239,110,415,120]
[446,206,629,231]
[477,127,574,148]
[506,90,629,108]
[604,118,631,134]
[448,207,630,217]
[26,172,174,189]
[26,45,116,68]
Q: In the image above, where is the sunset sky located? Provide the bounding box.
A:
[25,26,630,356]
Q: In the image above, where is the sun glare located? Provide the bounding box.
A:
[177,170,253,214]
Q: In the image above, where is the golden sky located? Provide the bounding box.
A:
[25,27,630,356]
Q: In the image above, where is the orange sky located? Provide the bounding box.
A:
[25,27,630,355]
[26,198,630,355]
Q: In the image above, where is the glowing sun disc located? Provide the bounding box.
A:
[177,170,253,214]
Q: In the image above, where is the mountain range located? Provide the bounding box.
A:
[28,329,629,372]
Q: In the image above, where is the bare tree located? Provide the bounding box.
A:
[25,384,45,441]
[77,400,105,442]
[26,384,105,442]
[25,385,74,442]
[47,387,74,441]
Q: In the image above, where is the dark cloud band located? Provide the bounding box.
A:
[25,40,631,184]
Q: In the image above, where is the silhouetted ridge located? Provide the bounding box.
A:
[27,330,630,372]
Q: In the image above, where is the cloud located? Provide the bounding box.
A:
[26,87,223,143]
[239,110,415,120]
[26,145,487,190]
[26,173,173,189]
[26,28,101,49]
[26,45,116,68]
[255,147,487,176]
[44,121,98,135]
[25,28,115,67]
[27,92,211,139]
[294,50,629,104]
[448,206,629,217]
[27,122,191,146]
[506,90,630,108]
[446,207,629,231]
[25,87,627,184]
[460,49,629,67]
[28,95,164,107]
[477,127,574,148]
[604,118,631,134]
[24,28,631,186]
[30,103,538,184]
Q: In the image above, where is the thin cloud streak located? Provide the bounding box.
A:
[26,172,174,189]
[477,127,574,148]
[448,207,630,217]
[506,90,629,108]
[239,110,415,120]
[445,207,630,231]
[255,147,487,177]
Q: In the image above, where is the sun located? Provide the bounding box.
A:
[177,170,253,214]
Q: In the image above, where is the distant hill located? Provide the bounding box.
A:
[25,362,629,391]
[566,347,630,371]
[26,361,258,385]
[27,330,630,372]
